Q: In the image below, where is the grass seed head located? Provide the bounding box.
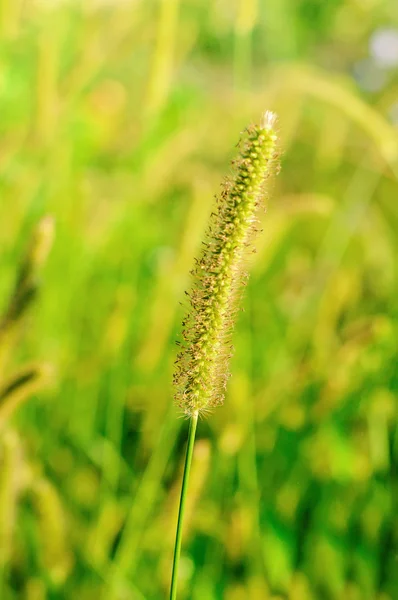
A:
[174,113,280,417]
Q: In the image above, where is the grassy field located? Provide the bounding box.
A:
[0,0,397,598]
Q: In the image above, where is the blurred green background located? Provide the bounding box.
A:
[0,0,397,599]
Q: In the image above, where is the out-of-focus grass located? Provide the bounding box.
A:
[0,0,397,598]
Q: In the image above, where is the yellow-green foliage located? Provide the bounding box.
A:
[0,0,397,598]
[0,217,64,593]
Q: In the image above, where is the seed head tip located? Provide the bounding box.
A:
[261,110,277,130]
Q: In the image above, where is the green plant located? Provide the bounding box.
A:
[170,112,280,599]
[1,1,397,597]
[0,217,72,593]
[0,216,54,425]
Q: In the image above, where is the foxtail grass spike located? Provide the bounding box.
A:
[0,363,53,428]
[174,112,279,417]
[170,113,280,600]
[1,215,55,330]
[0,216,55,372]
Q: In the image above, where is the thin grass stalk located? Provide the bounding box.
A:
[169,411,198,600]
[234,0,257,93]
[146,0,181,119]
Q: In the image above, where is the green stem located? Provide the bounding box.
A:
[169,411,199,600]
